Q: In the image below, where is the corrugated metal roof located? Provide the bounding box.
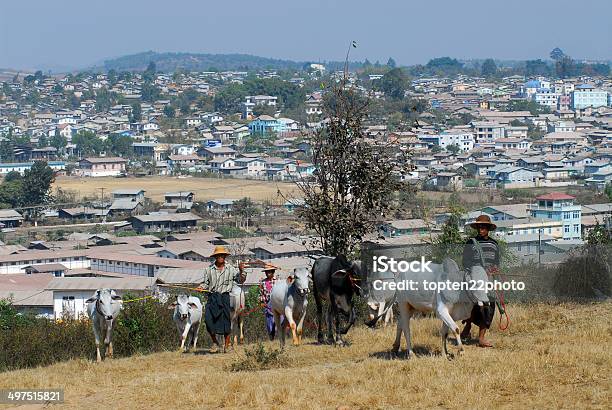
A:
[46,276,154,290]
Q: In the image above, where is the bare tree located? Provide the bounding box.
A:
[286,44,414,257]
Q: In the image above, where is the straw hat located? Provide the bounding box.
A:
[210,245,231,258]
[262,263,278,272]
[470,214,497,231]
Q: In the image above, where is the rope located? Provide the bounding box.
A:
[156,283,211,293]
[121,295,154,304]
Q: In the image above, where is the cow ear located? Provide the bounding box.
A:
[85,297,97,304]
[188,303,198,309]
[111,295,122,301]
[168,302,177,310]
[331,269,347,278]
[286,275,294,284]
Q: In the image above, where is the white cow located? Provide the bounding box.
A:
[367,275,395,327]
[270,267,310,348]
[370,259,490,358]
[86,289,123,363]
[169,294,203,352]
[229,285,245,346]
[367,300,394,327]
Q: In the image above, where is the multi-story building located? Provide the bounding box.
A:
[533,88,560,109]
[528,193,582,240]
[418,131,474,151]
[472,121,505,143]
[242,95,278,119]
[571,84,608,109]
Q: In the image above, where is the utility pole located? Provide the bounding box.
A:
[98,187,106,223]
[538,228,542,266]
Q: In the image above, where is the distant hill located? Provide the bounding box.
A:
[100,51,307,72]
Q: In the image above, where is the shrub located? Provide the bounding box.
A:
[228,342,286,372]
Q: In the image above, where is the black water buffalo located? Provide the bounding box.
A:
[312,255,364,345]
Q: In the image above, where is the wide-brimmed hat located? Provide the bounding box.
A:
[210,245,231,258]
[470,214,497,230]
[262,263,278,272]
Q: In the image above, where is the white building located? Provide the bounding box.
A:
[472,121,505,143]
[533,89,560,108]
[419,131,474,152]
[571,84,608,109]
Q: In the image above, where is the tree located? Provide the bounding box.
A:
[22,161,55,206]
[233,197,260,229]
[374,68,409,100]
[430,206,465,263]
[292,75,412,256]
[50,134,67,152]
[481,59,498,77]
[72,131,105,156]
[505,100,550,116]
[550,47,565,61]
[3,171,21,183]
[524,59,552,77]
[446,144,461,155]
[386,57,397,68]
[555,56,576,79]
[130,102,142,122]
[163,104,176,118]
[605,183,612,202]
[107,134,133,157]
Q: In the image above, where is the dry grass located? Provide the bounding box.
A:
[53,176,300,203]
[1,302,610,409]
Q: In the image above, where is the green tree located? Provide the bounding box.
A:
[163,105,176,118]
[130,102,142,122]
[3,171,21,183]
[550,47,565,61]
[50,134,67,152]
[446,144,461,155]
[374,68,409,100]
[431,206,465,263]
[107,134,133,157]
[481,59,498,77]
[21,161,55,206]
[72,131,105,156]
[555,56,576,79]
[233,197,260,229]
[386,57,397,68]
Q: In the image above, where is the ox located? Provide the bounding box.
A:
[312,255,364,345]
[270,267,310,348]
[229,284,245,346]
[368,259,489,358]
[169,294,203,352]
[367,274,395,328]
[86,288,123,362]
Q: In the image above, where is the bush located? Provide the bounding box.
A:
[228,342,286,372]
[0,297,179,372]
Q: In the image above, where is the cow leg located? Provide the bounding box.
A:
[296,310,306,345]
[397,303,412,359]
[192,324,200,351]
[441,323,450,358]
[273,311,284,349]
[285,306,299,346]
[239,317,244,345]
[436,301,461,358]
[181,322,191,352]
[314,292,325,344]
[104,321,113,358]
[392,320,402,355]
[326,304,334,344]
[92,320,102,363]
[378,302,386,328]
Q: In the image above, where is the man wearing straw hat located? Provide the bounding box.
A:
[258,263,279,340]
[461,214,500,348]
[198,245,246,353]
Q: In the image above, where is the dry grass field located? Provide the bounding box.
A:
[53,176,301,203]
[1,302,610,409]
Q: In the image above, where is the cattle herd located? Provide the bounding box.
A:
[85,255,495,362]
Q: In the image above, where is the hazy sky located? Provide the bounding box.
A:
[1,0,610,71]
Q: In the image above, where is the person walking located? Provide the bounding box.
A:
[198,245,246,353]
[461,214,500,348]
[258,264,279,340]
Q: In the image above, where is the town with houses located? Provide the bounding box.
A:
[1,54,611,320]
